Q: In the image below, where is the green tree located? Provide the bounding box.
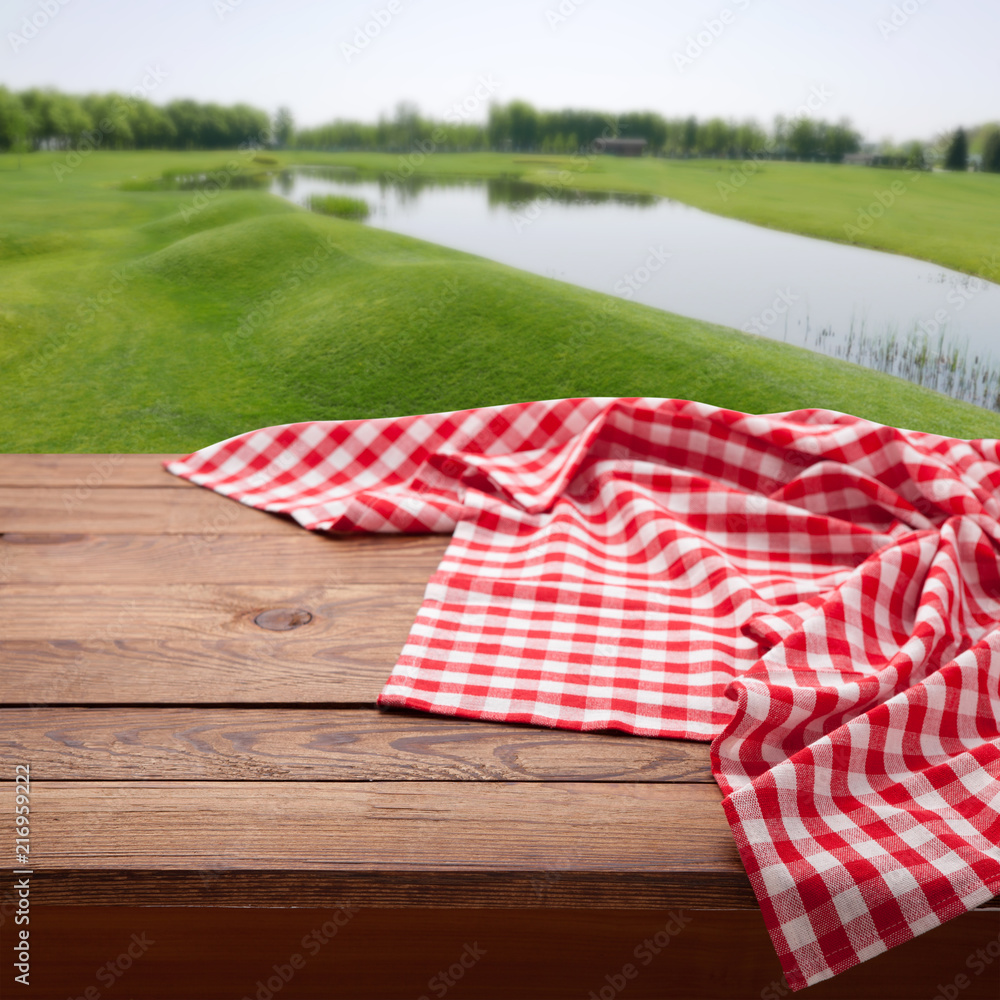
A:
[699,117,733,157]
[19,89,92,149]
[392,101,421,148]
[0,87,30,166]
[680,116,698,156]
[487,102,511,150]
[902,140,926,171]
[944,127,968,171]
[620,111,667,154]
[80,93,133,148]
[823,119,861,162]
[507,101,539,151]
[164,99,203,149]
[981,127,1000,173]
[734,120,766,157]
[129,99,177,148]
[273,106,295,148]
[788,118,821,160]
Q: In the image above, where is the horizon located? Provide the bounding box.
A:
[2,0,997,145]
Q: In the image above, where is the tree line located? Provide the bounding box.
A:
[943,126,1000,172]
[1,87,997,173]
[0,89,859,161]
[296,100,865,163]
[0,86,276,153]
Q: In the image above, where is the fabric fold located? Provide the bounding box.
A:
[166,396,1000,989]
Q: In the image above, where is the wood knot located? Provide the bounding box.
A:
[253,608,313,631]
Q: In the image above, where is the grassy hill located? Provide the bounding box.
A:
[2,149,999,453]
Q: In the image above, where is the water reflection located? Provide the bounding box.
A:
[483,177,658,209]
[158,164,1000,412]
[287,166,658,209]
[170,171,272,191]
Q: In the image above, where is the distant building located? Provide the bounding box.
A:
[842,151,926,169]
[592,137,648,157]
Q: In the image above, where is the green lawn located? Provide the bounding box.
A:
[1,149,999,453]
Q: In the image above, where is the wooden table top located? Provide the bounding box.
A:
[4,455,999,999]
[0,454,757,911]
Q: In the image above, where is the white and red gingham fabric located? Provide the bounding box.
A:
[166,397,1000,990]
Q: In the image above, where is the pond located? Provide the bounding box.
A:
[271,166,1000,411]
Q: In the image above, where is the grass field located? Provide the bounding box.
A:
[295,150,1000,280]
[2,149,999,453]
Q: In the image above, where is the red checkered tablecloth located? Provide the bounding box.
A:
[166,397,1000,990]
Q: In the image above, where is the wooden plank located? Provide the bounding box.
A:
[0,486,302,534]
[26,870,759,910]
[7,907,998,1000]
[0,781,748,909]
[0,531,449,585]
[0,707,714,782]
[0,583,425,640]
[0,453,186,487]
[0,639,398,703]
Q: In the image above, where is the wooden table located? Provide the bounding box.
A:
[1,455,997,999]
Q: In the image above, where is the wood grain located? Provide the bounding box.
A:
[0,453,185,487]
[23,870,759,910]
[6,907,998,999]
[19,451,989,981]
[0,638,398,703]
[0,583,426,640]
[0,486,302,534]
[0,781,740,882]
[0,707,714,782]
[0,531,449,585]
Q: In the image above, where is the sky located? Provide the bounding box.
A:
[1,0,997,141]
